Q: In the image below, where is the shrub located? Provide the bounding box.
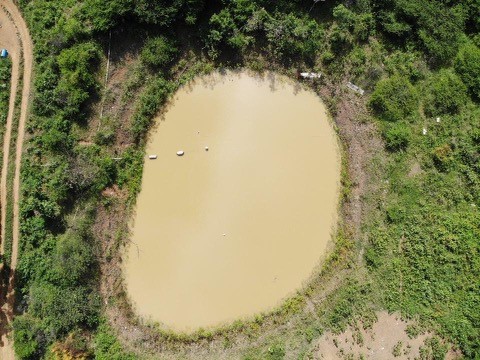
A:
[56,42,100,117]
[13,315,44,360]
[455,42,480,99]
[140,36,178,69]
[384,122,411,151]
[424,69,468,116]
[432,144,454,171]
[369,75,419,122]
[94,322,136,360]
[54,231,93,287]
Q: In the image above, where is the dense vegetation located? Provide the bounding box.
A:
[0,57,11,267]
[8,0,480,358]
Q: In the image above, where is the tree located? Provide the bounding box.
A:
[264,13,323,64]
[13,315,44,360]
[455,42,480,99]
[56,42,100,117]
[369,75,419,122]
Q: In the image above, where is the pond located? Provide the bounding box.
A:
[124,71,341,332]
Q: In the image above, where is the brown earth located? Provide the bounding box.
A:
[314,311,459,360]
[0,1,33,358]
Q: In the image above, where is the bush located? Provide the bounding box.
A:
[140,36,178,69]
[424,69,468,116]
[455,42,480,99]
[94,322,136,360]
[384,122,411,151]
[369,75,419,122]
[432,144,454,171]
[54,231,93,287]
[13,315,44,360]
[29,284,100,337]
[56,42,100,117]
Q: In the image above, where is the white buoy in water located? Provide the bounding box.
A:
[177,150,184,156]
[148,155,157,159]
[205,146,209,151]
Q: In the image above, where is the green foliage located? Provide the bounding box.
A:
[424,69,468,116]
[133,0,205,26]
[384,122,411,151]
[93,322,136,360]
[54,231,93,287]
[131,76,174,141]
[12,315,44,360]
[369,75,419,122]
[383,51,426,82]
[56,42,100,117]
[0,57,11,129]
[432,144,454,171]
[454,42,480,99]
[243,342,286,360]
[264,13,323,64]
[206,6,256,58]
[140,36,178,69]
[29,283,100,337]
[374,0,465,64]
[320,280,372,333]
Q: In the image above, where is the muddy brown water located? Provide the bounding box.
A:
[124,72,341,332]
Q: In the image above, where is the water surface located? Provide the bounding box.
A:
[125,72,341,332]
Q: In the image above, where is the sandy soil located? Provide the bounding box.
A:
[315,311,431,359]
[0,1,33,358]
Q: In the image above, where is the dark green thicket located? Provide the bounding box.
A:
[10,0,480,358]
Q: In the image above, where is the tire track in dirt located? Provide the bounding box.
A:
[0,1,33,358]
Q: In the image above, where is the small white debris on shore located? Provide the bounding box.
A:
[300,72,321,79]
[422,128,427,135]
[148,155,157,159]
[436,117,441,123]
[346,81,365,95]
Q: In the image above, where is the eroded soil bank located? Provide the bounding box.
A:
[124,72,341,332]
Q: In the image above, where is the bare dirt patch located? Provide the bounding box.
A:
[314,311,435,359]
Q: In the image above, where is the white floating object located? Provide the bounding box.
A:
[205,146,209,151]
[346,81,365,95]
[422,128,427,135]
[300,72,321,79]
[222,233,226,236]
[176,150,184,156]
[436,117,441,123]
[148,155,157,159]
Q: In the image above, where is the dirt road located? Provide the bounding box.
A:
[0,0,33,358]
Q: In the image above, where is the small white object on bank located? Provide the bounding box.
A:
[436,117,441,123]
[346,81,365,95]
[148,155,157,160]
[422,128,427,135]
[300,72,321,79]
[205,146,209,151]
